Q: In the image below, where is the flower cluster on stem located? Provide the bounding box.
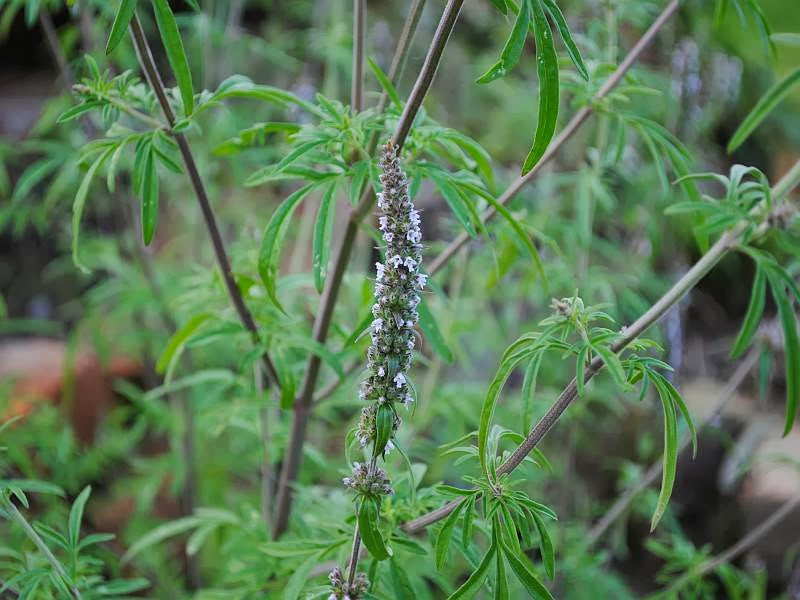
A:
[329,141,424,597]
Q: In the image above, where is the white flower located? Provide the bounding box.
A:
[372,318,384,333]
[375,262,385,281]
[416,273,427,289]
[384,232,394,243]
[389,254,402,268]
[407,229,421,243]
[379,216,388,230]
[405,320,415,328]
[377,366,385,377]
[403,257,417,270]
[409,209,421,225]
[385,440,395,453]
[407,339,415,349]
[403,394,415,407]
[393,373,406,388]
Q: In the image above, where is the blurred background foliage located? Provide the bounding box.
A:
[0,0,799,598]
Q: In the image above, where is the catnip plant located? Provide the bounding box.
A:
[0,0,799,598]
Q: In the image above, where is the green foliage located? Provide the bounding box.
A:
[1,0,799,598]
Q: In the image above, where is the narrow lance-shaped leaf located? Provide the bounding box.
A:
[768,273,800,436]
[541,0,588,80]
[731,264,766,358]
[500,538,554,599]
[530,510,554,580]
[68,486,92,550]
[151,0,195,115]
[650,382,679,531]
[728,67,800,153]
[73,147,114,272]
[358,497,391,561]
[477,0,530,84]
[445,542,497,600]
[313,181,338,293]
[106,0,138,54]
[522,0,560,174]
[435,499,466,570]
[417,297,454,362]
[367,57,401,108]
[156,312,214,376]
[258,183,316,314]
[140,145,159,245]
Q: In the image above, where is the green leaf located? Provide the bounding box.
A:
[458,181,544,282]
[522,0,559,174]
[768,273,800,435]
[106,0,138,54]
[495,543,510,600]
[500,539,554,599]
[284,551,321,600]
[429,171,478,237]
[68,486,91,550]
[417,297,454,362]
[727,67,800,153]
[123,515,204,562]
[151,0,194,115]
[478,334,540,479]
[368,57,401,108]
[592,344,627,388]
[375,404,394,456]
[140,145,159,245]
[0,479,64,497]
[650,382,678,531]
[313,181,338,293]
[72,147,114,272]
[446,542,496,600]
[358,498,391,561]
[461,495,476,549]
[156,313,213,376]
[57,101,103,123]
[541,0,588,80]
[530,510,554,580]
[731,265,766,358]
[245,139,328,187]
[477,0,530,84]
[435,499,466,570]
[258,183,316,313]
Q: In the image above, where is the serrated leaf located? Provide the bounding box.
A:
[151,0,194,115]
[768,273,799,436]
[435,499,466,570]
[313,181,338,293]
[358,497,391,561]
[106,0,138,54]
[728,68,800,153]
[258,183,316,313]
[522,0,559,174]
[417,297,454,362]
[477,0,530,84]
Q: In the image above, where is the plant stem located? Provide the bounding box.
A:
[256,363,273,525]
[352,0,366,112]
[427,0,681,277]
[272,0,465,538]
[128,15,280,388]
[585,348,758,547]
[404,162,800,534]
[5,499,83,600]
[660,495,800,596]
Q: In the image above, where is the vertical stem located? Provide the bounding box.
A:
[128,15,280,388]
[351,0,366,112]
[5,499,83,600]
[38,10,73,89]
[272,0,465,538]
[256,364,273,525]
